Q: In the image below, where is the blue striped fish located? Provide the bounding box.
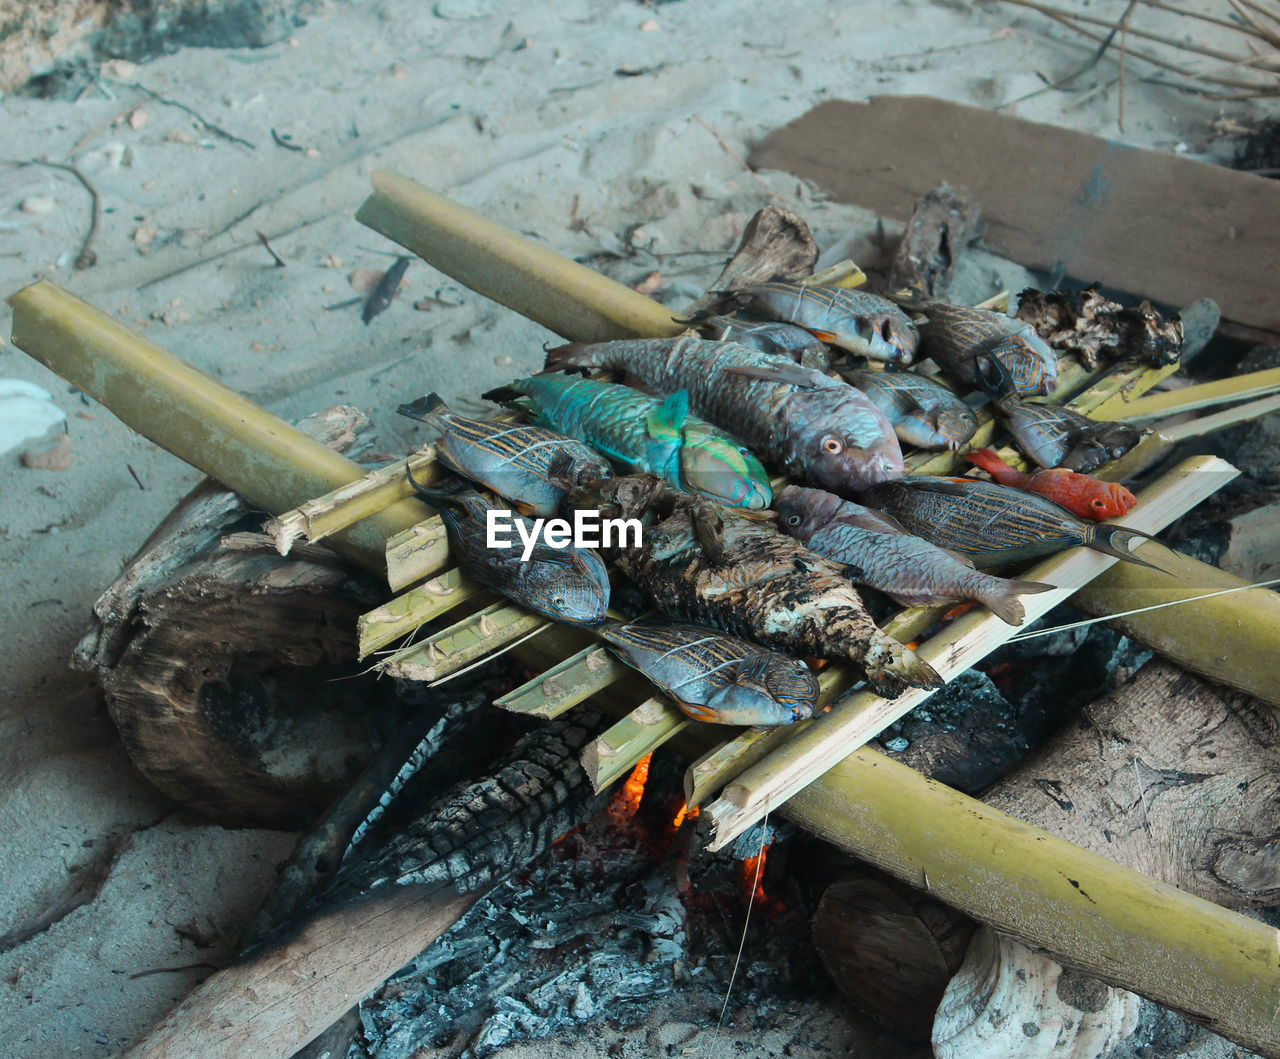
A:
[600,620,817,726]
[398,393,611,517]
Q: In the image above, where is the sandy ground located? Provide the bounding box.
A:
[0,0,1269,1055]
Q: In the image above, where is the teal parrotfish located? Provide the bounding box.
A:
[483,374,772,509]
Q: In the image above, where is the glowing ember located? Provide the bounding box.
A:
[739,845,771,907]
[607,752,651,826]
[670,799,700,830]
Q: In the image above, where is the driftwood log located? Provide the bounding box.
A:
[814,658,1280,1046]
[125,708,611,1059]
[981,659,1280,908]
[73,407,390,828]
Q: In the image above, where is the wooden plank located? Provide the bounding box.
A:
[748,96,1280,331]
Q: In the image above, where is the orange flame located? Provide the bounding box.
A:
[607,753,652,826]
[670,799,700,829]
[739,845,771,907]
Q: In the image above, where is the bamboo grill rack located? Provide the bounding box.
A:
[10,171,1280,1054]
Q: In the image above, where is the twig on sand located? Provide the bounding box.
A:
[105,80,255,150]
[7,159,101,269]
[692,115,782,203]
[997,0,1138,109]
[256,231,287,268]
[139,215,326,290]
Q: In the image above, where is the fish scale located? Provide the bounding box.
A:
[543,336,903,494]
[600,621,818,725]
[594,490,941,696]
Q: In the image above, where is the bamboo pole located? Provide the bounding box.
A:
[355,170,686,343]
[6,282,429,574]
[1160,392,1280,441]
[704,455,1239,852]
[385,516,451,590]
[495,646,628,719]
[776,748,1280,1058]
[582,697,689,791]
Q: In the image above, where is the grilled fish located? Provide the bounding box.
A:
[543,336,904,494]
[398,393,611,517]
[698,314,831,368]
[861,476,1161,570]
[600,620,818,725]
[407,471,609,626]
[774,485,1053,625]
[842,366,978,451]
[720,281,919,363]
[577,478,941,696]
[965,448,1136,521]
[992,394,1143,472]
[911,299,1057,396]
[483,374,772,509]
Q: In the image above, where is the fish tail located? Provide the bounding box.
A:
[965,447,1018,484]
[397,392,447,423]
[543,341,605,374]
[978,578,1055,626]
[862,633,942,696]
[1089,526,1170,571]
[403,459,466,506]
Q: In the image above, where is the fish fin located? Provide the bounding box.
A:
[1091,527,1171,571]
[981,579,1055,626]
[720,362,829,389]
[404,461,466,506]
[397,392,447,422]
[542,342,600,375]
[480,384,525,404]
[841,563,866,582]
[673,698,721,724]
[975,354,1015,401]
[965,447,1016,479]
[646,390,690,443]
[839,509,912,537]
[862,635,942,696]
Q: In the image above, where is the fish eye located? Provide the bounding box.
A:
[786,514,803,526]
[1092,499,1105,508]
[821,436,844,455]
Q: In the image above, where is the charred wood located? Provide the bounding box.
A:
[1015,284,1183,368]
[73,406,391,829]
[126,709,612,1059]
[886,183,982,298]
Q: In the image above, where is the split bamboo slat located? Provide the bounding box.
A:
[12,173,1280,1054]
[1113,365,1280,421]
[702,454,1237,852]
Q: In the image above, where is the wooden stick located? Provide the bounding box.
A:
[356,568,481,658]
[582,697,689,792]
[265,447,442,555]
[495,646,628,719]
[355,170,685,343]
[703,454,1238,852]
[384,516,450,590]
[1112,367,1280,420]
[1159,392,1280,440]
[6,282,428,574]
[124,883,476,1059]
[378,602,549,683]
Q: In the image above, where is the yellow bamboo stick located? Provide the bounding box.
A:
[704,455,1238,852]
[779,747,1280,1058]
[495,646,628,719]
[6,281,429,573]
[355,170,685,343]
[265,448,443,555]
[1112,366,1280,421]
[379,602,549,683]
[356,569,482,659]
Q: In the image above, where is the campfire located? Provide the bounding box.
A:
[7,92,1280,1059]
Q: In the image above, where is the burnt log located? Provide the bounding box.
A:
[73,406,391,828]
[886,183,982,298]
[125,708,612,1059]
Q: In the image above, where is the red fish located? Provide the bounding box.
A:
[965,448,1136,521]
